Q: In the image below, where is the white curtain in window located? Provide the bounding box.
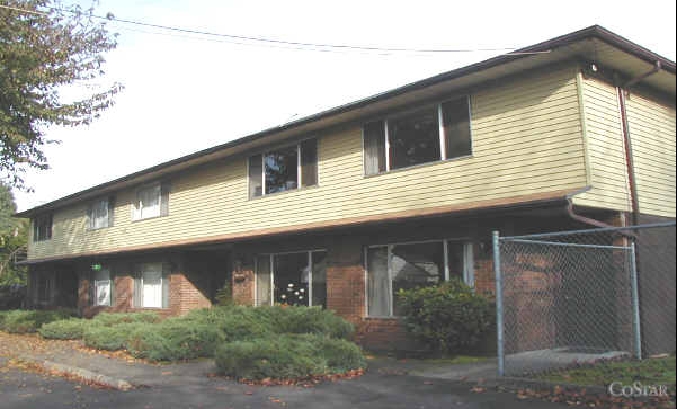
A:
[135,184,161,220]
[256,255,271,306]
[142,269,163,308]
[367,247,390,316]
[95,280,110,306]
[94,269,110,306]
[463,243,475,287]
[91,199,109,229]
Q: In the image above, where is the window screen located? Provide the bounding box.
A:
[442,98,472,159]
[389,108,441,170]
[301,139,318,187]
[249,154,263,198]
[364,121,386,175]
[265,146,298,194]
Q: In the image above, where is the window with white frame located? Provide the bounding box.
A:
[366,239,474,317]
[255,250,327,308]
[133,263,169,308]
[33,214,52,242]
[88,197,114,229]
[364,96,472,175]
[91,269,112,306]
[133,182,169,220]
[248,138,318,198]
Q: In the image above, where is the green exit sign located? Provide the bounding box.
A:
[91,264,102,271]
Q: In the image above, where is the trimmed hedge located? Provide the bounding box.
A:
[82,322,147,351]
[39,318,89,340]
[397,279,495,354]
[0,309,76,333]
[33,305,365,376]
[188,307,273,341]
[125,318,225,361]
[91,312,161,327]
[260,306,354,339]
[215,334,366,379]
[187,305,354,339]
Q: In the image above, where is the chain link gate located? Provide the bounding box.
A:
[492,222,676,377]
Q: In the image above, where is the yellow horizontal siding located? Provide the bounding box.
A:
[29,65,588,259]
[573,76,632,212]
[573,75,676,218]
[626,93,676,217]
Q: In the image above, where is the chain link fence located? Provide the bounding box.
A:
[493,222,676,377]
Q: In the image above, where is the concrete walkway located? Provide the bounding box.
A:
[0,331,216,388]
[1,332,505,389]
[368,356,499,382]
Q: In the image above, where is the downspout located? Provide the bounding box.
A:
[565,186,615,228]
[566,187,636,239]
[617,60,662,226]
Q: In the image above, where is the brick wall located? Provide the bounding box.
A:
[175,271,212,315]
[231,258,255,306]
[78,255,213,318]
[72,209,604,351]
[326,238,364,320]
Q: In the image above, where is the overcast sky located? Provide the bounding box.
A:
[12,0,677,212]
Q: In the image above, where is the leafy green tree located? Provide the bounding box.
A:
[0,183,27,284]
[1,0,121,189]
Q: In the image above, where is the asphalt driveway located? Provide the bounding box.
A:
[0,364,570,409]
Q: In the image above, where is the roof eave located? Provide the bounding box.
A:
[14,25,675,218]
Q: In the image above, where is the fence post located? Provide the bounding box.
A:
[629,241,642,360]
[493,230,505,376]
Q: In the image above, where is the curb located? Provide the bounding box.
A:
[488,376,609,395]
[17,355,133,390]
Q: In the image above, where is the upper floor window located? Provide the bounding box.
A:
[248,138,318,198]
[132,182,170,221]
[364,96,472,175]
[33,214,52,242]
[88,197,115,229]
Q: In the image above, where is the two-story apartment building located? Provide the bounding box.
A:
[16,26,675,350]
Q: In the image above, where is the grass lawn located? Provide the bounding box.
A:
[365,351,490,365]
[540,356,676,388]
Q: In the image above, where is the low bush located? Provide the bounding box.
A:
[125,318,224,361]
[39,318,89,340]
[0,311,9,328]
[215,335,325,379]
[91,311,160,327]
[397,279,495,354]
[82,322,146,351]
[312,336,367,373]
[0,309,76,333]
[188,305,354,340]
[193,306,273,341]
[259,306,354,339]
[215,333,366,379]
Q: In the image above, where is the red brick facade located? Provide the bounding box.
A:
[32,209,636,352]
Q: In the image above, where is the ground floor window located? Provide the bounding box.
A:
[366,239,474,317]
[91,269,112,307]
[255,250,327,308]
[133,263,170,308]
